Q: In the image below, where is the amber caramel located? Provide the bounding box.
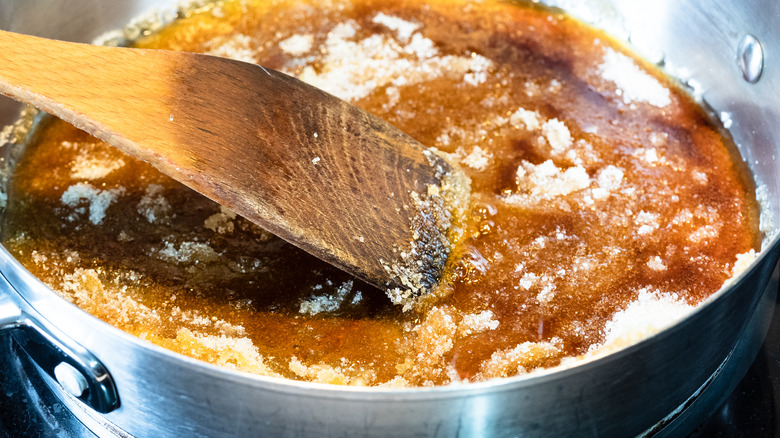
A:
[0,0,760,386]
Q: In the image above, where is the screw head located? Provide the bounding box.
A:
[738,34,764,84]
[54,362,88,397]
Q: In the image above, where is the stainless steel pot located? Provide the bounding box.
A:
[1,0,779,436]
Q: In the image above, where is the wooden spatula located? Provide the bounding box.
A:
[0,30,469,305]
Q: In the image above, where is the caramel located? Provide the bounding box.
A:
[0,0,759,386]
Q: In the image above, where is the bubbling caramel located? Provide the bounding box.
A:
[0,0,759,386]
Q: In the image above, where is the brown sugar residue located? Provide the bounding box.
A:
[0,0,760,386]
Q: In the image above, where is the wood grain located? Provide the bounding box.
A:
[0,30,460,296]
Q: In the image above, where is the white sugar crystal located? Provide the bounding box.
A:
[206,33,257,64]
[541,118,573,153]
[292,20,492,103]
[536,284,556,304]
[405,33,438,59]
[137,184,171,224]
[650,132,668,147]
[460,310,499,336]
[461,146,492,171]
[70,151,125,180]
[597,165,624,191]
[384,86,401,109]
[464,70,488,86]
[300,280,354,315]
[372,12,419,41]
[646,256,666,271]
[672,209,693,226]
[635,147,663,165]
[601,288,692,347]
[464,54,493,86]
[279,34,314,56]
[509,107,542,131]
[204,205,237,234]
[61,183,124,225]
[511,160,590,202]
[688,225,719,243]
[720,111,733,129]
[731,249,757,278]
[518,272,538,289]
[692,170,708,184]
[591,165,624,201]
[635,211,660,235]
[599,48,671,107]
[157,241,219,264]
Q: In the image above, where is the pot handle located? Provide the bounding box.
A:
[0,275,120,413]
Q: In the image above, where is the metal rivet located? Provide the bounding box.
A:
[738,34,764,83]
[54,362,88,397]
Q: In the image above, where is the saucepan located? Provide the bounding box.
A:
[0,0,779,436]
